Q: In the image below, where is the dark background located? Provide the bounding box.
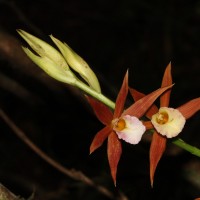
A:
[0,0,200,199]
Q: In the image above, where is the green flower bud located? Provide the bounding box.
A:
[17,29,76,85]
[50,35,101,93]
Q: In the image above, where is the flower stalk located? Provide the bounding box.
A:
[75,79,115,109]
[172,138,200,157]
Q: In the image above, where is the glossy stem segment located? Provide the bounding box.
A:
[172,138,200,157]
[75,80,115,110]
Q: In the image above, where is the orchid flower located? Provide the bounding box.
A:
[130,62,200,186]
[87,71,173,185]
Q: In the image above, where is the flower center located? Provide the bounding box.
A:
[113,118,126,131]
[156,111,169,125]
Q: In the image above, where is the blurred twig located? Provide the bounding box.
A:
[0,72,42,105]
[0,108,128,200]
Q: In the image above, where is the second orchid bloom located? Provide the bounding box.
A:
[130,63,200,186]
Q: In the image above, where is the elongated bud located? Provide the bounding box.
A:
[50,35,101,93]
[17,29,76,85]
[22,47,76,84]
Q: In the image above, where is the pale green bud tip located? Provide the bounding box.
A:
[22,47,76,85]
[50,35,101,93]
[17,29,69,71]
[18,29,77,85]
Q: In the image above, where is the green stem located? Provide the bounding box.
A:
[75,80,115,110]
[172,138,200,157]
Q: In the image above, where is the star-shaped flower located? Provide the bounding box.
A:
[130,62,200,186]
[87,71,172,185]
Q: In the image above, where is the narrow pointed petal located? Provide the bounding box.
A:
[113,71,128,118]
[129,88,158,118]
[146,106,159,119]
[150,131,167,187]
[124,85,173,118]
[129,88,145,101]
[177,97,200,119]
[90,126,112,154]
[86,96,113,125]
[107,131,122,186]
[143,121,154,130]
[160,62,172,107]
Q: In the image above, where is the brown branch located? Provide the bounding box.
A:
[0,109,128,200]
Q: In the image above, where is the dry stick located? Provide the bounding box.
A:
[0,109,127,200]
